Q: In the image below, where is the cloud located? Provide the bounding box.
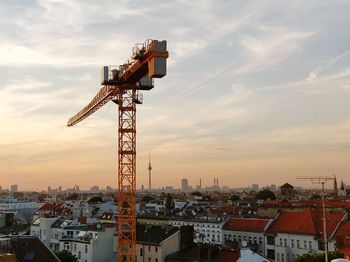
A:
[1,1,350,189]
[306,49,350,81]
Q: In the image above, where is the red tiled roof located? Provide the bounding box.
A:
[36,203,63,212]
[214,249,239,262]
[267,208,344,237]
[296,201,350,209]
[263,200,280,205]
[334,221,350,238]
[339,246,350,258]
[223,218,270,232]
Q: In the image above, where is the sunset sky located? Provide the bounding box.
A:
[1,1,350,191]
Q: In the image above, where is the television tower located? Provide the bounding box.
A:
[148,151,152,190]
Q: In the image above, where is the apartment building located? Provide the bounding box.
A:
[264,208,346,262]
[223,217,272,256]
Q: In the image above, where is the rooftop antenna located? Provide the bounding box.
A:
[296,175,336,262]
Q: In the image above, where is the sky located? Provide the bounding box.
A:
[0,0,350,191]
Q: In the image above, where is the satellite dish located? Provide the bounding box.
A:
[96,223,102,229]
[241,240,247,247]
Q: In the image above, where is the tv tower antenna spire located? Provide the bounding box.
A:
[148,151,152,190]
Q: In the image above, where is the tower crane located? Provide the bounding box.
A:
[67,39,169,262]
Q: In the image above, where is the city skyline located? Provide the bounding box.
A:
[1,1,350,189]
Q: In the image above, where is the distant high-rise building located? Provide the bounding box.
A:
[181,178,192,193]
[10,184,18,193]
[148,151,152,190]
[91,185,99,193]
[252,184,259,192]
[58,186,62,192]
[196,178,202,191]
[270,184,277,192]
[182,179,188,192]
[48,186,51,194]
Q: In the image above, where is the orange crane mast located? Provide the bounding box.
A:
[67,39,168,262]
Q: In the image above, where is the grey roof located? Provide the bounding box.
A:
[8,235,60,262]
[137,224,179,245]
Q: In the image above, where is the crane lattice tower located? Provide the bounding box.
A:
[67,39,168,262]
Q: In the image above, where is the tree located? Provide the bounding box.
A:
[256,189,276,200]
[160,192,166,200]
[142,195,155,203]
[191,191,202,196]
[309,194,321,200]
[203,195,212,201]
[164,193,174,211]
[55,250,79,262]
[66,193,79,201]
[88,196,103,204]
[230,195,240,202]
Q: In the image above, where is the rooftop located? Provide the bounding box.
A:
[223,217,271,232]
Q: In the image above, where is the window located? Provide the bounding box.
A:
[78,251,81,259]
[304,240,307,249]
[155,247,158,252]
[297,239,300,248]
[155,259,158,262]
[267,236,275,245]
[309,241,312,250]
[148,258,151,262]
[280,238,283,246]
[291,239,294,248]
[277,253,280,261]
[284,239,287,247]
[266,249,275,259]
[281,254,284,262]
[140,248,143,256]
[74,243,77,251]
[85,245,88,253]
[148,246,151,252]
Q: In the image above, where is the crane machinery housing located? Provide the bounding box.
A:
[67,39,169,262]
